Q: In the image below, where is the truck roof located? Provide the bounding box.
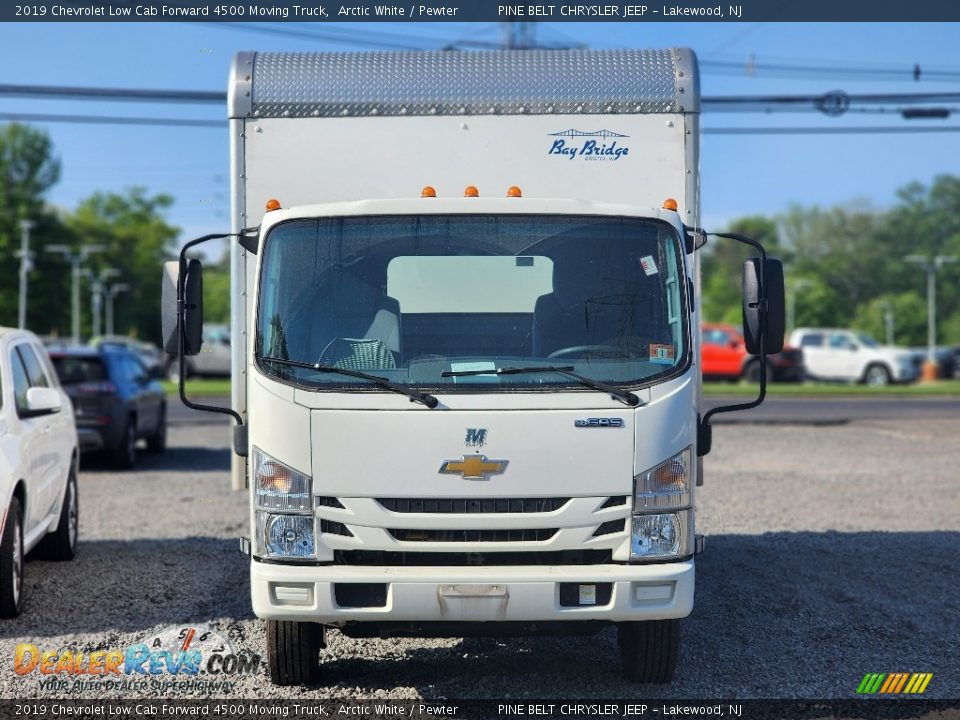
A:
[230,49,699,120]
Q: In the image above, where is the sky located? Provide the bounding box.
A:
[2,21,959,244]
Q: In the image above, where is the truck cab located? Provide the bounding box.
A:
[162,49,784,685]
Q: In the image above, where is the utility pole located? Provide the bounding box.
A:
[87,268,120,338]
[46,244,105,345]
[786,279,812,335]
[879,301,895,346]
[16,219,35,329]
[106,282,131,336]
[904,254,959,380]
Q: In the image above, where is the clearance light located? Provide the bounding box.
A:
[464,186,479,197]
[421,186,437,198]
[507,186,522,197]
[265,198,282,212]
[662,198,678,211]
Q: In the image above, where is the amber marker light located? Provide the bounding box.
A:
[464,186,479,197]
[421,186,437,198]
[662,198,678,211]
[265,198,282,212]
[507,186,522,197]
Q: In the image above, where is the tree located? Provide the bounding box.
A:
[701,215,782,323]
[64,188,179,343]
[0,123,63,327]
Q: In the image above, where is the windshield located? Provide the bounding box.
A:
[256,215,688,392]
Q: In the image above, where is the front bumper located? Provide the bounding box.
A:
[250,560,695,624]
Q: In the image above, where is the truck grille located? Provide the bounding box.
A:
[334,549,613,566]
[377,497,569,514]
[389,528,557,543]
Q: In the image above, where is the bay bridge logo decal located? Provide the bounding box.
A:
[548,129,630,161]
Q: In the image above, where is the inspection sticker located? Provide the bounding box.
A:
[579,585,597,605]
[640,255,659,276]
[650,344,675,365]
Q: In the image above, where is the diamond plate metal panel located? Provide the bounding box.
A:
[240,50,696,119]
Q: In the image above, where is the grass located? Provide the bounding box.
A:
[165,377,960,397]
[161,379,232,396]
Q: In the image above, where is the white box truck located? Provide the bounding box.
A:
[162,49,785,685]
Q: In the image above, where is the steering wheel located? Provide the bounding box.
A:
[547,344,627,360]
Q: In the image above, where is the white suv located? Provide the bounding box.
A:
[788,328,920,386]
[1,328,79,617]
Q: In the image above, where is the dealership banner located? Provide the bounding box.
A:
[6,0,960,22]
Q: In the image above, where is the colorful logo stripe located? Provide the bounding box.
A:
[857,673,933,694]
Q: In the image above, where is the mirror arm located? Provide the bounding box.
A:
[175,231,255,429]
[697,232,770,456]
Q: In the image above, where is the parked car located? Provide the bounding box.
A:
[0,327,79,617]
[702,323,804,382]
[49,346,167,468]
[166,323,231,381]
[908,345,960,380]
[788,328,920,386]
[89,335,165,374]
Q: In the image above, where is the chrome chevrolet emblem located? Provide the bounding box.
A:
[438,454,508,480]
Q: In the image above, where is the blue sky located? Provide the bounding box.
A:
[2,21,959,243]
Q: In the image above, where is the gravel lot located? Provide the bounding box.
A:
[2,412,958,700]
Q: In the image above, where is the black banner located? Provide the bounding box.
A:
[1,700,959,720]
[6,0,960,23]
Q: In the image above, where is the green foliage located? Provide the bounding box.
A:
[0,124,63,327]
[203,258,231,324]
[64,187,179,344]
[705,177,960,347]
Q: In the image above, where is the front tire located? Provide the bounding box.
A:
[146,405,167,453]
[618,619,680,683]
[39,465,79,561]
[864,363,892,387]
[267,620,324,686]
[0,497,24,618]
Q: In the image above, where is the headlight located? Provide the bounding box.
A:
[254,447,311,512]
[631,448,692,562]
[631,513,686,561]
[257,513,316,560]
[633,447,691,511]
[253,447,315,560]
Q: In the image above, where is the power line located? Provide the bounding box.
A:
[0,112,223,128]
[704,126,960,135]
[0,83,223,104]
[196,22,434,50]
[701,58,960,83]
[5,111,960,136]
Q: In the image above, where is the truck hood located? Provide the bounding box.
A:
[310,408,636,497]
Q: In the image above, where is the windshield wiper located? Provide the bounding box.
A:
[259,356,439,408]
[442,365,643,407]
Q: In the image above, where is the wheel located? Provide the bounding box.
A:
[111,417,137,469]
[0,497,24,618]
[38,464,79,561]
[267,620,324,686]
[743,359,771,383]
[146,405,167,453]
[617,620,680,683]
[863,364,891,387]
[547,344,625,360]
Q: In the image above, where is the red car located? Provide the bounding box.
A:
[701,323,804,382]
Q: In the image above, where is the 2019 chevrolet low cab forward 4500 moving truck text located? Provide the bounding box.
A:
[161,49,785,685]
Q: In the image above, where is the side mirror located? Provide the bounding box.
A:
[24,387,62,417]
[741,257,785,355]
[161,259,204,356]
